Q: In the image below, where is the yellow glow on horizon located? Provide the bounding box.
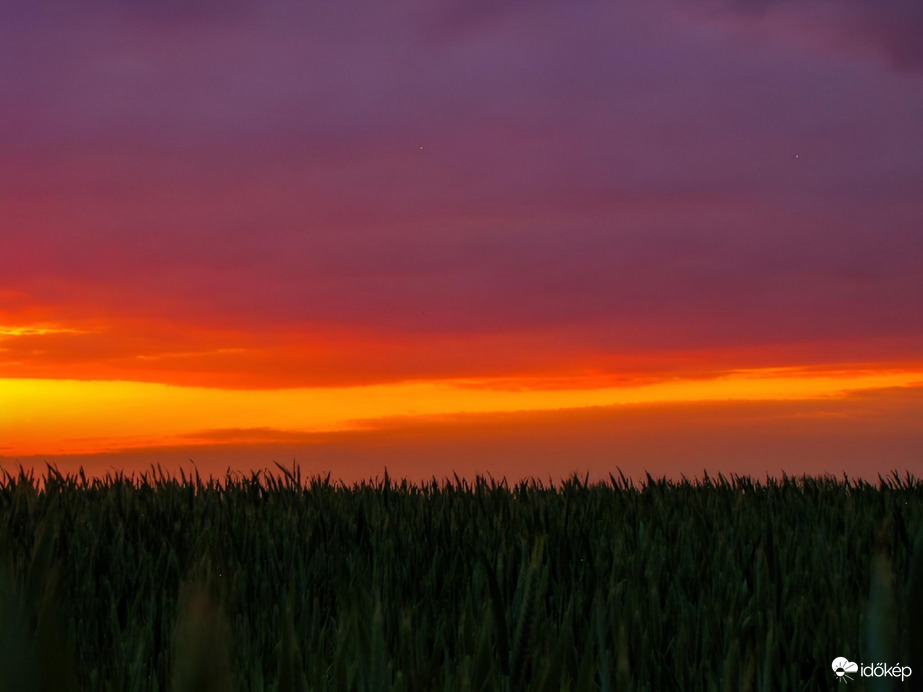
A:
[1,368,920,457]
[0,324,89,337]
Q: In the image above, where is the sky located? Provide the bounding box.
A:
[2,0,922,483]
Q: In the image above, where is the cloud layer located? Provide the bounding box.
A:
[682,0,923,71]
[2,0,922,389]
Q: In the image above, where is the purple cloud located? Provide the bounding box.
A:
[2,0,921,380]
[677,0,923,71]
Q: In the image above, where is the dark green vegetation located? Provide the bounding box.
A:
[1,465,921,691]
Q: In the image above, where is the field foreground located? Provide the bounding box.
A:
[1,466,921,691]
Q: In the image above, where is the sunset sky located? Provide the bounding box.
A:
[2,0,922,483]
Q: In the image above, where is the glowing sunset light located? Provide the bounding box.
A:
[2,0,922,481]
[0,325,88,337]
[2,367,920,459]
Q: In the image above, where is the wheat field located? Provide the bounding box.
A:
[0,465,920,691]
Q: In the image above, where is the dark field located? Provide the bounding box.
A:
[1,466,921,691]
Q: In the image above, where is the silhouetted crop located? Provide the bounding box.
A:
[0,464,920,690]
